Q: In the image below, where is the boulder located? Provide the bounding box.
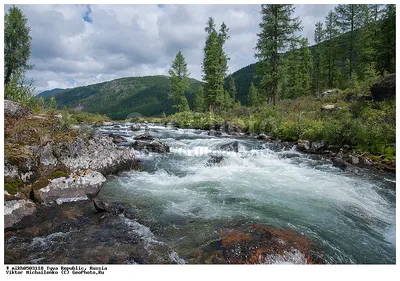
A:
[220,141,239,152]
[4,199,37,229]
[309,141,325,153]
[131,124,141,131]
[349,156,359,165]
[322,89,339,97]
[370,74,396,102]
[132,140,170,153]
[4,100,32,118]
[331,157,348,171]
[92,198,109,213]
[296,140,311,152]
[222,121,242,135]
[257,134,273,141]
[109,133,128,144]
[102,122,114,126]
[205,155,225,167]
[36,169,106,204]
[134,133,154,140]
[208,129,222,137]
[32,142,58,166]
[359,157,372,167]
[321,104,336,112]
[52,136,138,176]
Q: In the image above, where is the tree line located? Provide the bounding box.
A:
[168,4,396,111]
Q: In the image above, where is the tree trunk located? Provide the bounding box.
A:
[4,67,12,85]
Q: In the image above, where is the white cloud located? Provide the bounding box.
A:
[5,4,338,93]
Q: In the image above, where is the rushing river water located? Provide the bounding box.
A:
[97,123,396,264]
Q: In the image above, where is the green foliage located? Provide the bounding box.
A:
[193,86,205,112]
[169,51,190,112]
[4,5,32,85]
[4,70,37,109]
[50,171,69,179]
[247,82,259,107]
[4,177,23,195]
[48,96,58,112]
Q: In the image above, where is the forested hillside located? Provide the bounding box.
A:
[40,76,202,119]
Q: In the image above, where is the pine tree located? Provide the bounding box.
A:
[168,51,190,112]
[376,4,396,75]
[323,10,341,88]
[312,22,324,93]
[297,38,313,95]
[223,91,232,111]
[202,18,230,113]
[334,4,364,79]
[282,40,299,99]
[255,4,302,105]
[180,95,190,112]
[228,77,237,103]
[193,85,204,112]
[248,82,259,106]
[4,6,32,85]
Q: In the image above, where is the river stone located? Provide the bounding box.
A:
[331,157,348,171]
[296,140,311,152]
[205,155,225,167]
[257,134,273,141]
[310,141,325,153]
[53,136,137,176]
[134,133,153,140]
[36,170,106,204]
[4,100,32,118]
[103,122,114,126]
[132,140,170,153]
[92,198,109,213]
[208,129,222,137]
[349,156,359,165]
[278,152,300,159]
[131,124,141,131]
[220,141,239,152]
[4,199,37,229]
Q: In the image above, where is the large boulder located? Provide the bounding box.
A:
[52,136,138,176]
[4,100,32,118]
[31,142,58,166]
[36,169,106,204]
[309,141,325,153]
[296,140,311,152]
[331,157,348,171]
[220,141,239,152]
[4,199,37,229]
[223,121,242,135]
[370,74,396,102]
[132,140,170,153]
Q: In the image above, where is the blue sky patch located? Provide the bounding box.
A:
[83,4,93,23]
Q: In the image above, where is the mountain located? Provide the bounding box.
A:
[37,88,65,97]
[41,76,203,120]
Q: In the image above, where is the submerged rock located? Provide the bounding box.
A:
[132,140,170,153]
[205,155,225,167]
[134,133,154,140]
[36,170,106,204]
[4,199,37,229]
[220,141,239,152]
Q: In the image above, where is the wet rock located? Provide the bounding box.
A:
[109,133,128,144]
[205,155,225,167]
[134,133,154,140]
[223,121,242,135]
[208,129,222,137]
[4,100,32,118]
[331,157,349,171]
[309,141,325,153]
[92,198,109,213]
[257,134,273,141]
[278,152,300,159]
[359,157,372,167]
[327,145,340,152]
[296,140,311,152]
[349,156,359,165]
[370,74,395,102]
[4,199,37,229]
[220,141,239,152]
[36,169,106,204]
[103,122,113,126]
[132,140,170,153]
[131,124,141,131]
[53,136,138,176]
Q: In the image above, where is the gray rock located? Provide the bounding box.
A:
[257,134,272,141]
[33,142,58,166]
[4,100,32,118]
[322,89,339,97]
[134,133,153,140]
[278,152,300,159]
[220,141,239,152]
[4,199,36,228]
[131,124,141,131]
[310,141,325,153]
[132,140,170,153]
[321,104,336,112]
[53,136,137,176]
[208,129,222,137]
[359,157,372,166]
[222,121,242,135]
[205,155,224,167]
[103,122,114,126]
[370,74,395,102]
[297,140,311,151]
[331,157,348,171]
[92,198,109,213]
[36,170,106,204]
[349,156,359,165]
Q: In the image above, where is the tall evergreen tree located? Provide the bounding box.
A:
[4,5,32,85]
[202,17,230,113]
[376,4,396,75]
[297,38,313,95]
[168,51,190,112]
[193,85,204,112]
[312,22,324,93]
[334,4,364,79]
[228,77,237,103]
[255,4,302,105]
[323,10,341,88]
[247,82,259,106]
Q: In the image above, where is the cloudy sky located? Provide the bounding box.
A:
[5,4,337,93]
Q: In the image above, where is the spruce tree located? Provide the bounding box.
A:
[168,51,190,112]
[323,10,341,88]
[248,82,258,107]
[312,22,324,93]
[228,77,237,103]
[193,86,204,112]
[297,38,312,96]
[255,4,302,105]
[376,4,396,75]
[180,96,190,112]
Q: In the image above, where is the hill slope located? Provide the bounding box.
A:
[37,88,65,97]
[41,76,203,119]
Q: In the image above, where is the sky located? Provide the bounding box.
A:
[5,4,337,93]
